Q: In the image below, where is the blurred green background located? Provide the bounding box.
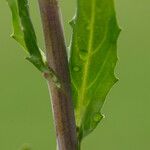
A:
[0,0,150,149]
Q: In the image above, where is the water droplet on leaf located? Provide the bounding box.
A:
[93,113,103,122]
[73,66,80,72]
[86,25,90,30]
[79,49,88,61]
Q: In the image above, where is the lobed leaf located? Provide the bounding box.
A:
[69,0,120,141]
[6,0,47,72]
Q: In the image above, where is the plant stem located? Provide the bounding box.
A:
[38,0,78,150]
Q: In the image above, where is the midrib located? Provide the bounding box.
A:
[76,0,96,127]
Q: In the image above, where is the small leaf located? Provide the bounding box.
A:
[6,0,61,87]
[69,0,120,141]
[6,0,47,72]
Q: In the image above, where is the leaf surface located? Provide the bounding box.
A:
[6,0,47,72]
[69,0,120,140]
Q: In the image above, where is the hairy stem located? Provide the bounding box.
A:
[38,0,78,149]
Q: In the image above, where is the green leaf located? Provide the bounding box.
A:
[6,0,61,87]
[6,0,26,49]
[69,0,120,141]
[6,0,47,72]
